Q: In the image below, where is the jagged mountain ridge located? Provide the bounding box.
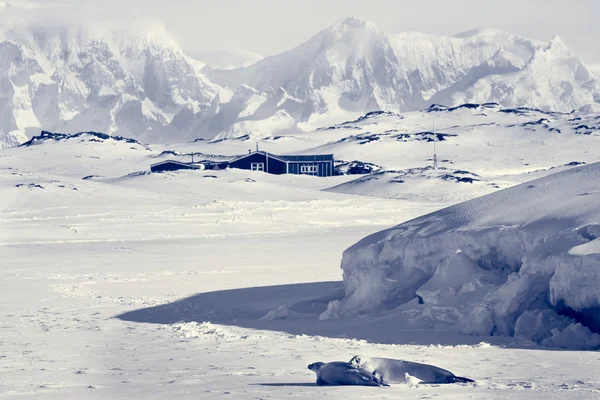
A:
[1,17,599,147]
[0,20,221,147]
[207,21,599,138]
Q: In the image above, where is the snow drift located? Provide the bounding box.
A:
[323,162,600,349]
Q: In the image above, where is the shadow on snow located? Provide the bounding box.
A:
[116,281,518,347]
[254,383,319,387]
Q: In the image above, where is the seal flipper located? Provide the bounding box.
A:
[316,377,329,385]
[418,376,475,385]
[375,378,390,387]
[372,370,389,387]
[450,376,475,384]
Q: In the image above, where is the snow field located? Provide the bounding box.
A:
[1,106,600,398]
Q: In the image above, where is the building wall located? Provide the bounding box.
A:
[228,153,287,175]
[287,161,333,177]
[228,153,334,177]
[204,162,229,170]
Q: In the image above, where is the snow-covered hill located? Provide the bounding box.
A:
[324,162,600,349]
[6,103,599,209]
[313,103,600,202]
[1,16,599,146]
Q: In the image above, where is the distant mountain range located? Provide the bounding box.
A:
[1,16,599,147]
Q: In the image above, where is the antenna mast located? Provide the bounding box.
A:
[433,116,438,169]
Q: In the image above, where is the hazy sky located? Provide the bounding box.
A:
[12,0,600,64]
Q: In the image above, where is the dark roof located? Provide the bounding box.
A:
[150,160,202,169]
[228,151,289,164]
[228,151,333,164]
[279,154,334,162]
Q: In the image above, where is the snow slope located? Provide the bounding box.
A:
[326,162,600,349]
[1,16,599,145]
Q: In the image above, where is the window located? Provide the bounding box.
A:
[251,162,264,172]
[300,165,318,176]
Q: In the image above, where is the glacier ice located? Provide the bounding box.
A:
[325,162,600,349]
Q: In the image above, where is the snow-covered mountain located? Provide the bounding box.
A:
[207,20,600,136]
[0,20,221,147]
[1,17,599,147]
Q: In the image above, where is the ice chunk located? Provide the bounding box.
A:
[514,309,572,343]
[542,323,600,350]
[417,250,498,306]
[550,253,600,311]
[260,305,290,321]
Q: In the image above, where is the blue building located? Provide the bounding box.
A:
[150,151,335,177]
[228,151,334,177]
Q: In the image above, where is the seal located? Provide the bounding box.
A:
[308,361,388,386]
[348,355,474,384]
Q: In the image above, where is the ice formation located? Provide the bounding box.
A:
[324,162,600,349]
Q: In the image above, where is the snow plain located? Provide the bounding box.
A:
[2,107,600,398]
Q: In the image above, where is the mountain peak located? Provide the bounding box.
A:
[541,35,574,58]
[135,23,179,49]
[331,17,378,32]
[547,35,568,50]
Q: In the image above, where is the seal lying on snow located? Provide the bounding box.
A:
[308,361,388,386]
[349,355,474,384]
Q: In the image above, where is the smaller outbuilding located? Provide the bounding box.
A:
[150,160,203,173]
